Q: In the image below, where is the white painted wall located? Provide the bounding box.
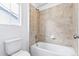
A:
[0,25,21,56]
[21,3,29,51]
[72,3,79,56]
[0,3,29,56]
[78,3,79,56]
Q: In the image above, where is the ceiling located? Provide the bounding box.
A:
[32,3,47,8]
[31,3,61,11]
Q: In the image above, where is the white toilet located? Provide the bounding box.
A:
[4,38,30,56]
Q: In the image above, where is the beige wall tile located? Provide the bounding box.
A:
[30,3,78,48]
[39,3,76,47]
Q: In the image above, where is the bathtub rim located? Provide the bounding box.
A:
[33,42,75,50]
[31,42,76,56]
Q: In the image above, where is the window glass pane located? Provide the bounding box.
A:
[9,12,19,25]
[0,3,20,25]
[0,7,10,24]
[1,3,19,16]
[2,3,10,10]
[11,3,19,15]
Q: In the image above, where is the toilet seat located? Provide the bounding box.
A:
[12,50,30,56]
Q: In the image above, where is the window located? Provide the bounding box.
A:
[0,3,20,25]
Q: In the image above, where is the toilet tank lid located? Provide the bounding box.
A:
[5,38,21,43]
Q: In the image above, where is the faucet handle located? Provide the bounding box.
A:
[73,34,79,39]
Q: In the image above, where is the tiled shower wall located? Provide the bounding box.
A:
[39,3,77,47]
[30,3,78,48]
[29,4,39,46]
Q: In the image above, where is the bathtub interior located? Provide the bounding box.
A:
[33,42,76,56]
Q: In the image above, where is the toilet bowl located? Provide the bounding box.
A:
[12,50,30,56]
[4,38,30,56]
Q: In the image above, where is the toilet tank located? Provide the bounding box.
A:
[4,38,22,55]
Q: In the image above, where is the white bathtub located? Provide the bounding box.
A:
[30,42,76,56]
